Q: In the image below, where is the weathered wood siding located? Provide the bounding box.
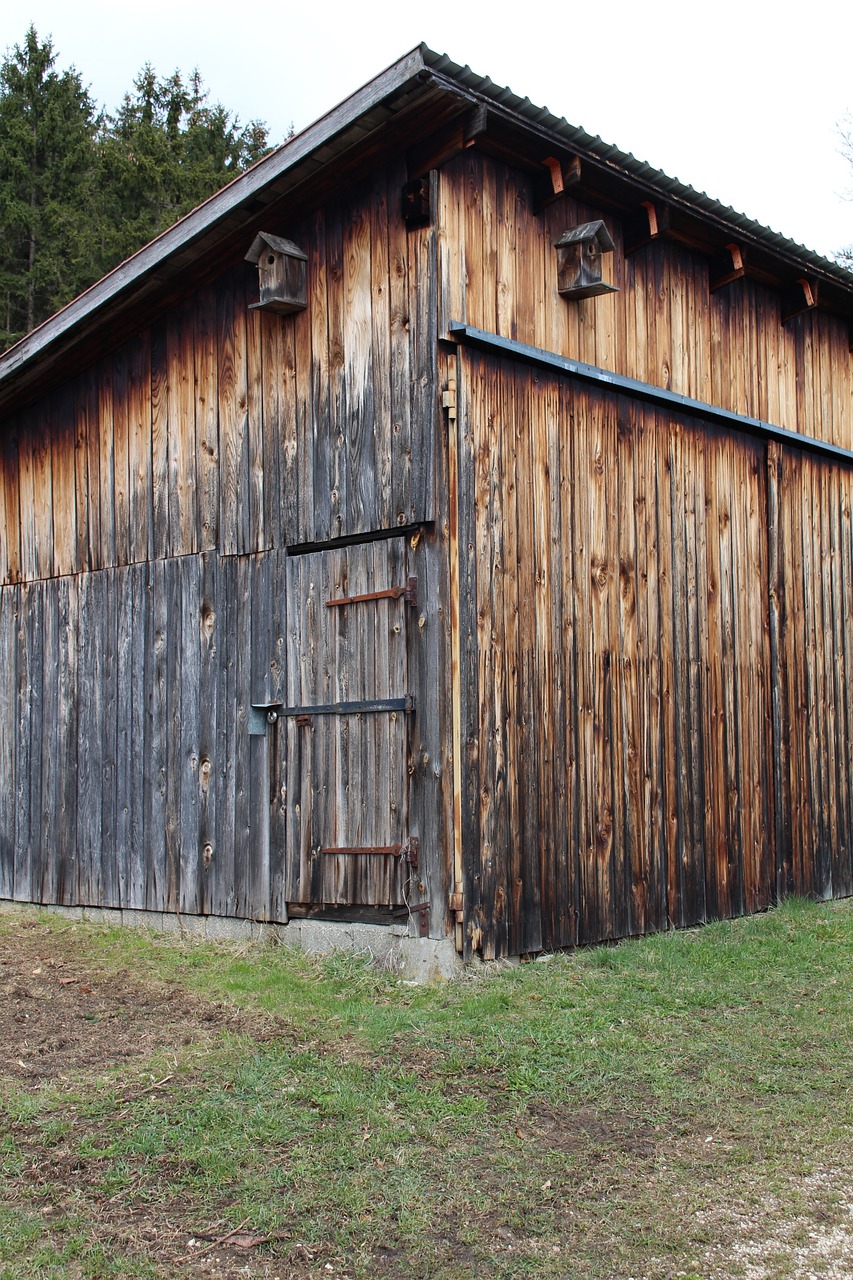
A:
[0,153,450,928]
[437,153,852,449]
[0,527,449,922]
[457,347,853,959]
[1,554,269,917]
[0,160,437,586]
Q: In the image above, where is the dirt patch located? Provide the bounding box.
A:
[524,1099,662,1158]
[0,918,276,1087]
[0,920,348,1278]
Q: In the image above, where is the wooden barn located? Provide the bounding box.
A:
[2,46,853,962]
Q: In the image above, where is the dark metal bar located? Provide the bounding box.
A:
[279,695,415,717]
[448,321,853,467]
[286,522,427,556]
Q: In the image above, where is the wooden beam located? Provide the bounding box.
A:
[623,200,671,254]
[710,242,747,292]
[533,153,582,212]
[782,277,819,323]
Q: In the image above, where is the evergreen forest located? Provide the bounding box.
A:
[0,25,273,352]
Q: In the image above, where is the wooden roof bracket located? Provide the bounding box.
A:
[710,242,747,292]
[782,277,819,324]
[624,200,672,255]
[533,153,582,212]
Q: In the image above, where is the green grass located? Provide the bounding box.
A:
[1,897,851,1279]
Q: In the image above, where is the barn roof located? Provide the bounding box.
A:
[1,42,852,414]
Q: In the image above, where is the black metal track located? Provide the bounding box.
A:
[279,696,415,717]
[448,322,853,467]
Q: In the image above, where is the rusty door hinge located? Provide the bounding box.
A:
[442,378,457,422]
[326,578,417,608]
[321,843,404,857]
[320,836,419,868]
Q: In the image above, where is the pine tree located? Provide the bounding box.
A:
[96,65,270,266]
[0,26,101,347]
[0,29,272,352]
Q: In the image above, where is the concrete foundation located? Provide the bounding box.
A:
[0,900,462,981]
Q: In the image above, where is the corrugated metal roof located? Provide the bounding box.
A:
[420,45,853,289]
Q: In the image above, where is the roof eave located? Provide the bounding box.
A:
[0,44,431,397]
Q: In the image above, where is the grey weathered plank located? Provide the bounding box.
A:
[0,586,18,898]
[179,555,201,914]
[233,555,252,915]
[75,572,101,905]
[268,550,287,921]
[198,552,219,914]
[115,563,134,906]
[144,556,168,911]
[15,583,43,901]
[215,553,237,916]
[99,570,119,906]
[128,563,148,909]
[37,580,59,902]
[164,556,183,910]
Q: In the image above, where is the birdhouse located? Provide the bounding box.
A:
[554,220,618,300]
[245,233,308,315]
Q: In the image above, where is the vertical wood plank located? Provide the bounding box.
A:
[1,430,22,584]
[114,564,133,907]
[179,555,201,914]
[56,576,79,904]
[128,563,148,909]
[37,584,60,902]
[198,551,219,914]
[51,390,78,578]
[0,586,17,898]
[150,321,170,561]
[195,285,220,552]
[75,572,101,905]
[112,347,131,567]
[246,277,266,553]
[127,332,153,563]
[144,556,168,911]
[167,306,198,557]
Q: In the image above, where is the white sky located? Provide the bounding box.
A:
[3,0,852,261]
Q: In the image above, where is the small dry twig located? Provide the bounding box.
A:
[177,1218,250,1262]
[114,1073,174,1115]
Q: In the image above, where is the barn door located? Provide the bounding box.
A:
[280,537,416,908]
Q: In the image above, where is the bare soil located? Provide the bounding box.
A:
[0,920,302,1278]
